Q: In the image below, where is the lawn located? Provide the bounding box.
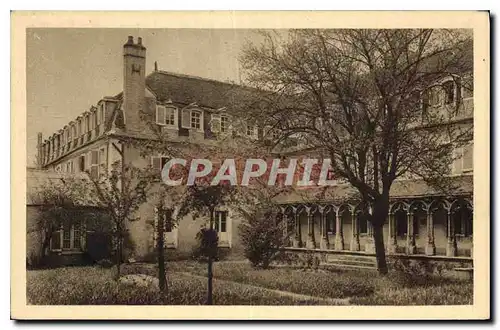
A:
[26,266,335,305]
[26,261,473,306]
[181,261,473,305]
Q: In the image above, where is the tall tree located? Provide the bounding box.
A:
[238,29,473,274]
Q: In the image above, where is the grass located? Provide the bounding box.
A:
[26,261,473,306]
[186,262,375,299]
[178,261,473,305]
[26,266,337,305]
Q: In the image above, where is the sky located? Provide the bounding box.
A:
[26,28,267,166]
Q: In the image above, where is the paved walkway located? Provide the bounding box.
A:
[176,272,350,305]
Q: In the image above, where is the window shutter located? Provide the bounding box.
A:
[86,151,91,171]
[210,114,221,133]
[181,108,191,129]
[452,147,463,174]
[156,106,166,125]
[152,156,161,172]
[463,143,473,170]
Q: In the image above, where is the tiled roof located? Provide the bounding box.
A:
[145,71,259,110]
[273,175,473,205]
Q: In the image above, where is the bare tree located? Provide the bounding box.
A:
[86,151,154,279]
[238,29,473,274]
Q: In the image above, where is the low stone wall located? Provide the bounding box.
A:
[277,247,473,280]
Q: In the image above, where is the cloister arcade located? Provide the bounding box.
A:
[278,196,473,257]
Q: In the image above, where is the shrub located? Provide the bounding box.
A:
[191,228,219,262]
[238,208,288,269]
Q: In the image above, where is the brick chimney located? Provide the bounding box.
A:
[123,36,146,132]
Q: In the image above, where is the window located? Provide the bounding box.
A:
[99,148,106,176]
[93,111,98,129]
[65,129,71,149]
[61,131,66,149]
[99,104,105,124]
[51,221,84,251]
[428,86,442,107]
[159,208,174,233]
[452,142,473,174]
[156,105,177,127]
[191,110,202,130]
[463,142,473,172]
[214,210,228,233]
[90,150,99,179]
[78,120,83,136]
[66,161,74,173]
[442,81,455,105]
[153,208,177,248]
[78,155,86,172]
[85,115,90,133]
[152,156,169,173]
[221,116,229,133]
[246,123,258,139]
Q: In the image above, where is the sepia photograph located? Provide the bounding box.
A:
[11,11,490,320]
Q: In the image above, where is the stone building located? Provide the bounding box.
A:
[33,36,473,264]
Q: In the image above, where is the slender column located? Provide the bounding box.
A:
[446,210,457,256]
[406,211,417,254]
[350,211,361,251]
[293,210,300,248]
[364,221,375,253]
[425,210,436,255]
[306,209,316,249]
[282,213,290,247]
[387,212,397,254]
[320,211,330,250]
[334,211,344,251]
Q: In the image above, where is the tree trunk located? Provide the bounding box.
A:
[372,222,388,275]
[207,211,214,305]
[115,236,122,280]
[158,211,166,293]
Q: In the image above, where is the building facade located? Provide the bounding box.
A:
[33,36,474,264]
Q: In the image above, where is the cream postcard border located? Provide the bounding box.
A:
[11,10,490,320]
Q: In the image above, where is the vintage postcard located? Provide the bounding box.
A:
[11,11,490,320]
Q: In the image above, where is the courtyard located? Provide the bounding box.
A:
[27,261,473,306]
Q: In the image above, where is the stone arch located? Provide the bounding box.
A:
[449,198,473,238]
[390,200,409,214]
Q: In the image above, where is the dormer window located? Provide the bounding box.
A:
[442,80,455,105]
[99,103,105,124]
[246,123,258,139]
[221,115,229,133]
[156,105,177,128]
[191,110,202,130]
[85,115,90,133]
